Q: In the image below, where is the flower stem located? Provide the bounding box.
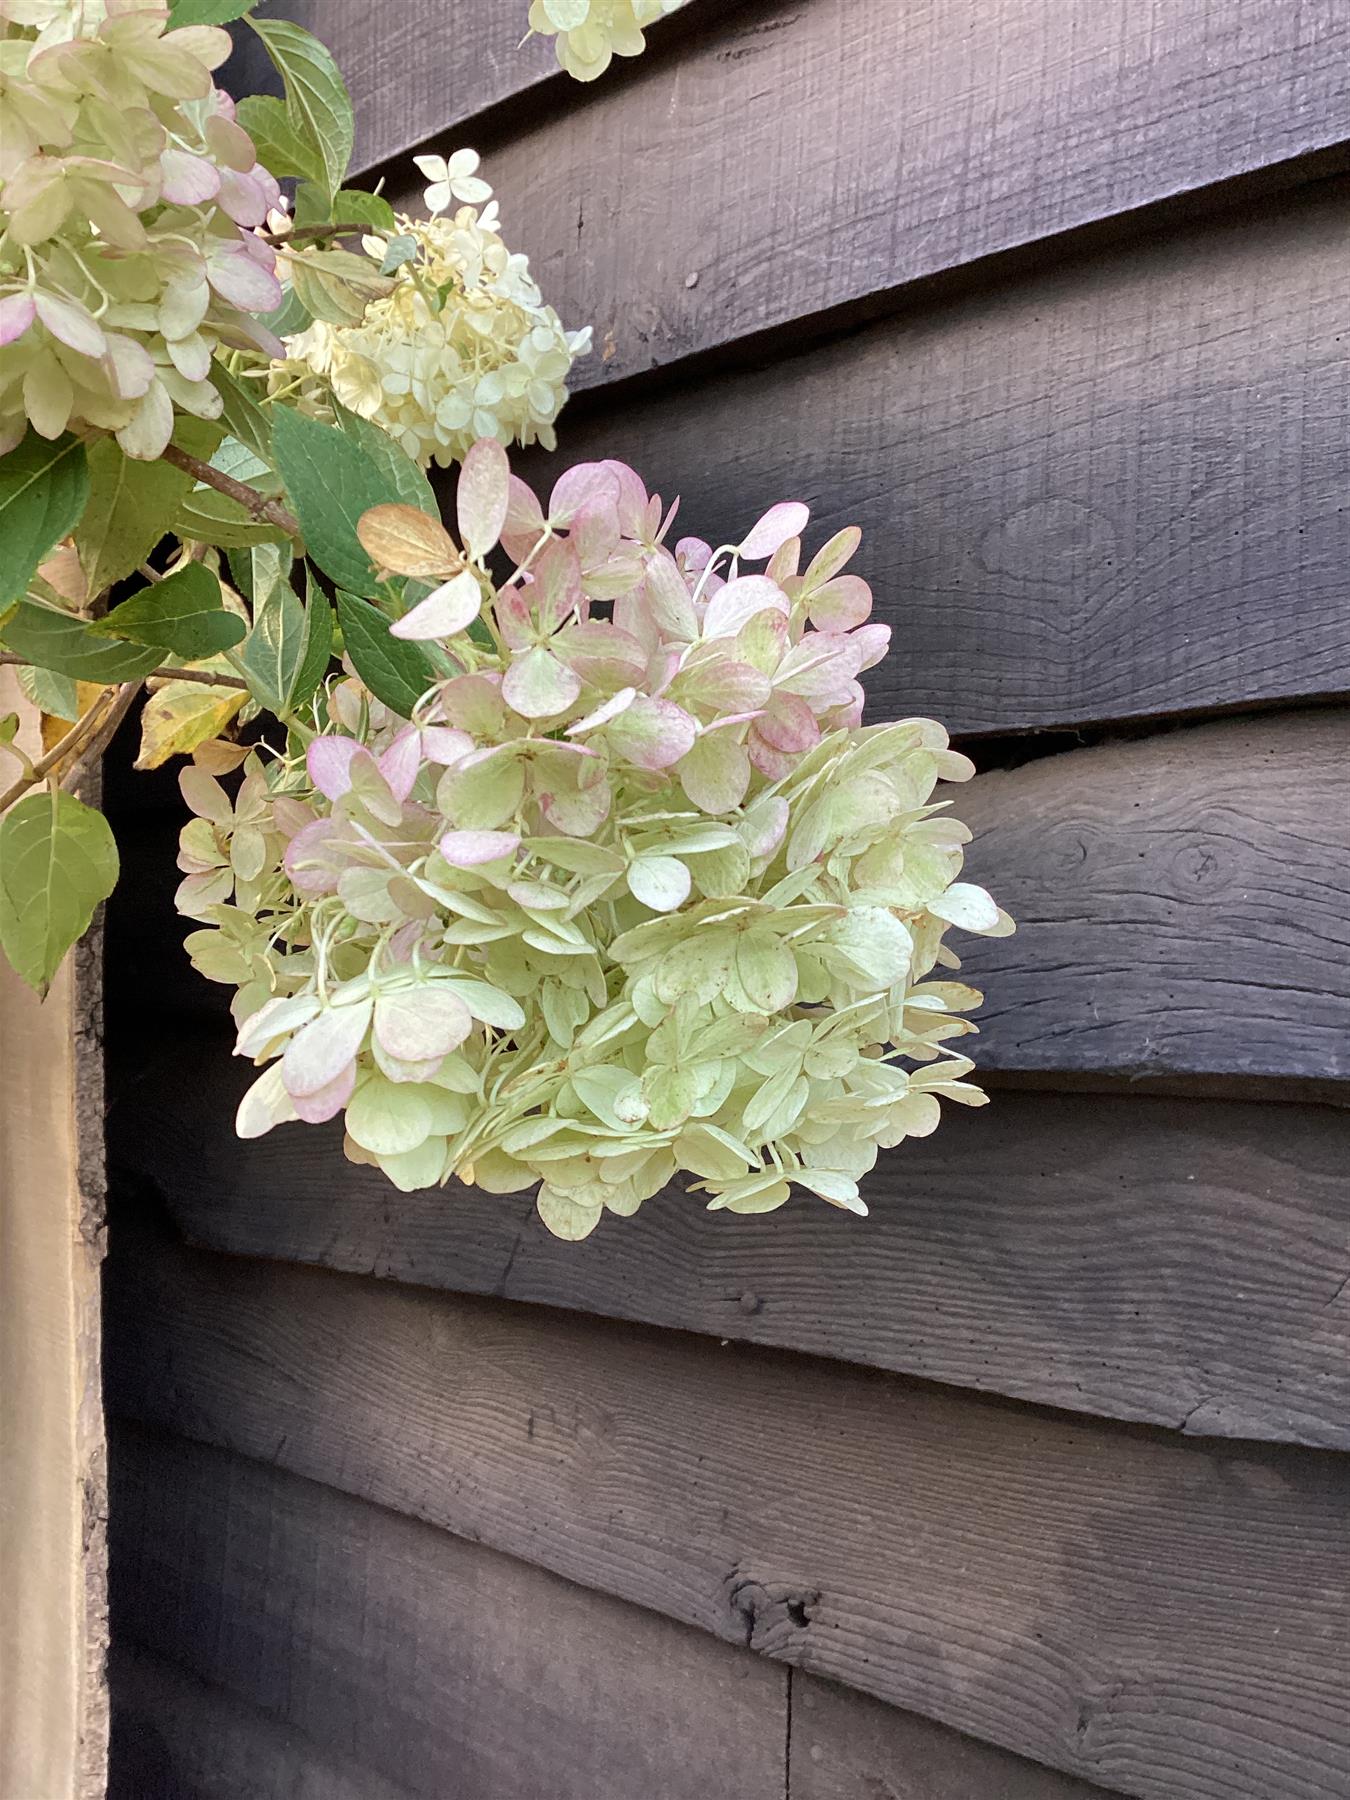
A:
[0,651,247,691]
[160,443,300,538]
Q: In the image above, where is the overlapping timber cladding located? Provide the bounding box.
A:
[102,4,1350,1796]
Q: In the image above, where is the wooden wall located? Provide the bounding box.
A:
[104,4,1350,1797]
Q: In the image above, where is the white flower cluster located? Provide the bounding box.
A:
[274,153,590,469]
[528,0,688,82]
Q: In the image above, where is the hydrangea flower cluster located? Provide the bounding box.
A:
[272,152,590,469]
[527,0,689,82]
[0,0,283,458]
[177,444,1012,1240]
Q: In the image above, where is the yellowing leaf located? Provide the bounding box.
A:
[135,680,248,769]
[40,679,105,762]
[356,503,459,578]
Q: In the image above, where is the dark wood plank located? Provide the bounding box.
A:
[111,1647,416,1800]
[109,1422,787,1800]
[791,1674,1115,1800]
[380,0,1350,394]
[955,712,1350,1082]
[224,0,722,179]
[111,1050,1350,1448]
[106,1231,1350,1800]
[510,182,1350,733]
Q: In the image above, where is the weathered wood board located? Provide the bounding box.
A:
[111,1422,788,1800]
[392,0,1350,392]
[106,1231,1350,1800]
[513,183,1350,733]
[111,1064,1350,1449]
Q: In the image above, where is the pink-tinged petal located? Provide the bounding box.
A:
[164,23,233,70]
[159,145,220,204]
[747,732,795,782]
[572,496,620,569]
[567,686,636,736]
[0,293,36,346]
[702,574,788,640]
[598,458,650,536]
[553,620,646,683]
[433,674,505,736]
[739,500,810,561]
[502,645,581,720]
[103,331,155,399]
[641,549,698,641]
[420,726,473,765]
[251,162,281,214]
[273,796,316,838]
[494,587,534,651]
[502,473,546,557]
[757,690,820,755]
[548,461,619,526]
[282,998,373,1098]
[678,649,771,713]
[166,331,212,382]
[284,817,349,895]
[539,773,611,837]
[216,163,269,226]
[34,290,105,357]
[306,735,361,800]
[607,694,698,771]
[378,727,423,803]
[677,536,713,571]
[292,1059,357,1124]
[389,569,482,640]
[850,621,891,671]
[205,241,282,314]
[531,539,583,636]
[205,107,255,171]
[218,315,285,359]
[374,985,472,1062]
[457,436,510,560]
[809,574,872,631]
[438,829,520,867]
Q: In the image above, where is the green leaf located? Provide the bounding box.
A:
[287,246,390,326]
[239,571,305,715]
[0,789,118,996]
[16,662,78,722]
[234,93,325,187]
[168,0,256,21]
[74,440,193,597]
[273,406,409,596]
[0,432,89,607]
[291,566,334,709]
[332,403,437,516]
[94,564,246,661]
[336,591,437,718]
[258,282,312,341]
[294,183,397,234]
[249,17,354,205]
[0,600,161,683]
[208,362,273,464]
[379,234,419,276]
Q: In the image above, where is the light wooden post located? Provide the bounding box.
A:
[0,676,108,1799]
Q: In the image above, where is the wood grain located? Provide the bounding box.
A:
[512,183,1350,733]
[955,712,1350,1082]
[224,0,721,179]
[110,1052,1350,1448]
[791,1675,1114,1800]
[106,1230,1350,1800]
[109,1422,787,1800]
[110,1647,417,1800]
[383,0,1350,393]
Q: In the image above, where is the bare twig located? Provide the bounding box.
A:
[261,221,378,246]
[0,651,247,692]
[59,681,143,792]
[0,682,133,814]
[161,442,299,538]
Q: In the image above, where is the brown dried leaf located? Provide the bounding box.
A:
[356,503,460,578]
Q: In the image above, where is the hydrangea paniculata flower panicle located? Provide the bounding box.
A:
[528,0,689,83]
[271,152,591,469]
[0,0,284,458]
[177,442,1014,1240]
